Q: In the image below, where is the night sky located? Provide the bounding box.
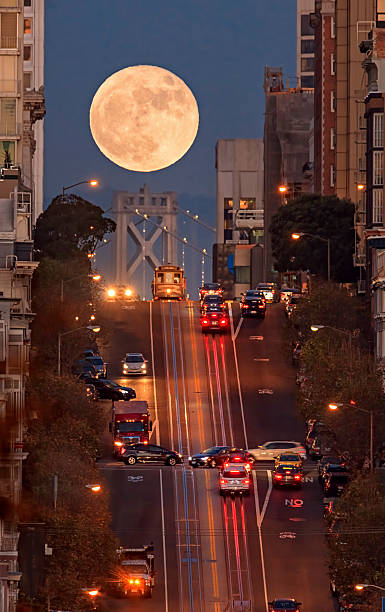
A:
[44,1,296,289]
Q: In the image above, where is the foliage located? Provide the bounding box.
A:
[328,473,385,607]
[269,194,356,282]
[34,194,115,260]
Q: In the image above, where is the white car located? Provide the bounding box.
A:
[122,353,148,375]
[219,464,251,496]
[248,441,306,461]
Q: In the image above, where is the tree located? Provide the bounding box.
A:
[34,194,116,260]
[269,194,356,282]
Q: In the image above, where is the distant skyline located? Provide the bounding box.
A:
[44,1,297,287]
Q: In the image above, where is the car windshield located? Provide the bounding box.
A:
[117,422,145,432]
[126,356,144,363]
[88,357,103,365]
[123,563,148,574]
[204,295,222,303]
[203,284,219,290]
[223,469,247,478]
[272,603,298,610]
[279,454,300,461]
[202,447,224,455]
[246,291,261,297]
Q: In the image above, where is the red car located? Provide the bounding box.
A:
[201,309,229,333]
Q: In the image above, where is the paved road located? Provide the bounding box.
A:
[96,299,334,611]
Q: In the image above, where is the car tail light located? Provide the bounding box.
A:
[274,474,283,480]
[212,313,218,318]
[220,319,227,326]
[243,304,249,308]
[114,441,123,447]
[143,440,148,445]
[220,479,226,485]
[202,319,209,325]
[294,475,301,480]
[120,446,126,455]
[242,479,250,484]
[233,456,241,461]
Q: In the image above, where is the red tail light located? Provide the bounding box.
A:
[243,479,250,484]
[220,479,226,485]
[212,313,218,318]
[294,475,301,480]
[220,319,227,326]
[143,440,148,445]
[233,456,241,461]
[274,474,283,480]
[202,319,209,325]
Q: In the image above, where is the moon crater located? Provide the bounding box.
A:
[89,65,199,172]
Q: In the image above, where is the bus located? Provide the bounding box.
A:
[152,265,186,300]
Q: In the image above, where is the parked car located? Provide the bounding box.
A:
[322,471,349,497]
[72,359,98,378]
[81,377,136,401]
[268,598,302,611]
[305,420,325,451]
[308,431,336,460]
[285,295,301,318]
[248,441,306,461]
[84,355,107,378]
[319,462,348,486]
[121,443,183,466]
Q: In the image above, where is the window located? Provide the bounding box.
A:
[301,39,314,54]
[24,18,32,35]
[0,140,15,166]
[378,0,385,24]
[24,45,32,61]
[373,189,383,224]
[331,16,336,37]
[0,13,17,49]
[330,127,336,150]
[160,197,166,206]
[235,266,250,284]
[0,99,16,134]
[301,14,313,35]
[151,197,157,205]
[330,53,336,75]
[301,75,314,88]
[301,57,315,72]
[330,164,335,187]
[330,90,336,112]
[24,0,32,6]
[373,151,384,185]
[373,113,384,148]
[23,72,31,90]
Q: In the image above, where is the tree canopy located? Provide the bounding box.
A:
[34,194,116,260]
[269,194,356,282]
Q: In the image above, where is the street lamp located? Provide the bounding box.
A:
[310,323,352,351]
[57,325,101,376]
[278,185,288,194]
[327,401,373,472]
[62,179,98,198]
[291,231,331,282]
[85,484,101,493]
[355,583,385,592]
[60,272,102,303]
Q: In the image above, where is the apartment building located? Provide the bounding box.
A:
[0,1,44,610]
[213,139,264,298]
[297,0,315,88]
[312,0,336,196]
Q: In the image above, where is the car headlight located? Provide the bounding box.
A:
[177,453,183,458]
[123,364,128,368]
[188,456,192,461]
[201,456,209,462]
[141,363,146,369]
[121,389,128,394]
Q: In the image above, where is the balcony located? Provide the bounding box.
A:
[0,123,21,138]
[0,36,19,50]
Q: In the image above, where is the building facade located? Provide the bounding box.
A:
[263,67,314,281]
[297,0,316,88]
[0,1,44,609]
[214,139,264,298]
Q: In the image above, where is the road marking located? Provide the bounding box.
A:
[229,304,249,449]
[252,470,269,612]
[233,315,243,341]
[285,498,304,508]
[253,358,270,362]
[219,335,235,447]
[257,389,273,395]
[259,470,272,525]
[279,531,296,539]
[149,301,160,445]
[159,469,168,612]
[127,475,143,482]
[289,517,307,522]
[249,335,264,341]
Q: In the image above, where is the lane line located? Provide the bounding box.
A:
[177,305,191,458]
[211,337,227,445]
[252,470,269,612]
[149,300,160,445]
[260,470,273,525]
[231,497,244,602]
[204,334,219,446]
[229,304,249,450]
[240,498,253,604]
[161,304,175,447]
[159,469,169,612]
[233,315,243,341]
[219,335,235,447]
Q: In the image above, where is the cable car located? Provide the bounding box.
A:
[152,265,186,300]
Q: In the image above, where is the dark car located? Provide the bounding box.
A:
[189,446,230,468]
[240,290,266,318]
[82,377,135,401]
[309,431,336,460]
[199,282,223,301]
[305,420,325,451]
[323,472,349,497]
[121,443,183,466]
[72,359,98,378]
[84,355,107,378]
[319,462,348,485]
[318,454,344,474]
[272,465,302,488]
[201,309,229,333]
[201,294,225,313]
[226,448,254,466]
[268,598,302,611]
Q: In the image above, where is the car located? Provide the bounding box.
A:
[219,464,251,496]
[72,359,98,378]
[274,453,303,469]
[81,377,136,401]
[305,420,325,450]
[222,449,254,472]
[248,441,307,461]
[122,353,148,376]
[84,355,107,378]
[189,446,231,468]
[240,290,266,318]
[121,443,183,466]
[200,294,226,312]
[256,282,277,303]
[279,287,301,303]
[322,471,349,497]
[319,462,348,485]
[268,598,302,611]
[272,464,302,488]
[201,309,229,333]
[85,382,97,401]
[318,454,345,475]
[82,348,99,358]
[308,431,336,460]
[199,282,223,301]
[285,295,301,318]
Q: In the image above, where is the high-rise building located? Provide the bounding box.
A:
[0,1,44,609]
[23,0,44,222]
[263,67,314,281]
[297,0,315,89]
[312,0,336,196]
[213,139,264,298]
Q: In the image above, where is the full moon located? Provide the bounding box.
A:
[89,65,199,172]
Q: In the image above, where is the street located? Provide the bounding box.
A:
[98,300,334,611]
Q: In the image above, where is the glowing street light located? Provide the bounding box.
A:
[291,232,331,281]
[355,583,385,592]
[92,274,102,282]
[57,325,101,376]
[62,179,99,198]
[85,483,101,493]
[278,185,288,194]
[291,233,302,240]
[357,184,365,191]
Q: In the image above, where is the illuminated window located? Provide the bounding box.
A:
[331,16,336,38]
[330,90,336,112]
[330,53,336,75]
[330,128,336,150]
[378,0,385,24]
[24,45,32,61]
[24,18,32,35]
[0,140,15,166]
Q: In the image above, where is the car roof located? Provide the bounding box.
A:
[126,352,144,357]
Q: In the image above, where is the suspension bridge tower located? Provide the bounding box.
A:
[112,184,178,285]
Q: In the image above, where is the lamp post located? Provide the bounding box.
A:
[60,272,102,303]
[62,179,98,199]
[291,232,331,282]
[355,584,385,592]
[310,323,352,351]
[57,325,100,376]
[328,402,374,472]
